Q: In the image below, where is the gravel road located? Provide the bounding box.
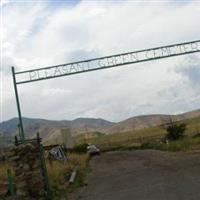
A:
[69,150,200,200]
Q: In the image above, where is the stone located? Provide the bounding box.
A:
[9,140,46,199]
[23,164,30,171]
[38,190,45,197]
[17,189,28,196]
[6,151,15,158]
[31,169,41,177]
[24,143,35,151]
[18,163,23,169]
[15,169,22,176]
[12,161,19,168]
[16,172,26,181]
[16,144,26,153]
[17,180,27,189]
[10,146,18,152]
[32,161,41,169]
[9,155,20,162]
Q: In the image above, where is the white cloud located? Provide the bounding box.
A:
[1,0,200,122]
[1,0,10,6]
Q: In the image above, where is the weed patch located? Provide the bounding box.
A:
[141,137,200,152]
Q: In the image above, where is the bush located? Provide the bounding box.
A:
[141,141,167,151]
[166,122,186,141]
[141,137,200,152]
[72,143,88,153]
[193,132,200,138]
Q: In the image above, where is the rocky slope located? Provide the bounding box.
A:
[0,109,200,142]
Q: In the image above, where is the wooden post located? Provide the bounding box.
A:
[7,169,15,196]
[14,136,18,146]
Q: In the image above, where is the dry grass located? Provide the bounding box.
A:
[47,153,89,193]
[75,127,166,151]
[0,162,12,182]
[74,116,200,152]
[0,163,7,181]
[0,153,89,197]
[68,153,89,170]
[141,136,200,152]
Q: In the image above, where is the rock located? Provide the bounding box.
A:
[9,140,46,198]
[16,173,26,181]
[17,180,27,189]
[38,190,45,197]
[10,155,20,162]
[17,144,26,152]
[23,164,30,171]
[32,161,41,169]
[15,168,22,176]
[31,169,41,177]
[6,151,15,158]
[18,163,23,169]
[22,143,36,152]
[17,189,28,196]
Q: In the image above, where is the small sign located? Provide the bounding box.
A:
[49,146,67,161]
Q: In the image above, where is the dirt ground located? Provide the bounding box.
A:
[69,150,200,200]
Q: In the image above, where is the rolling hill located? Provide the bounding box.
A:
[107,109,200,134]
[0,117,114,139]
[0,109,200,145]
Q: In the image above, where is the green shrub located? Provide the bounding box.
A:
[193,132,200,138]
[73,143,88,153]
[141,141,166,150]
[141,137,200,152]
[166,122,186,141]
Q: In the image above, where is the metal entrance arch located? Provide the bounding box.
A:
[12,40,200,141]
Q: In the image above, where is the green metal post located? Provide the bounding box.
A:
[17,124,23,143]
[7,169,15,196]
[37,132,51,199]
[41,144,52,199]
[11,66,25,142]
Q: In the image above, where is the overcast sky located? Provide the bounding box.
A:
[1,0,200,122]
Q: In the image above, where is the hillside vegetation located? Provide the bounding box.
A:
[1,109,199,145]
[75,116,200,151]
[1,115,200,198]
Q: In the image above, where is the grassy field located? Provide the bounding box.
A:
[0,153,89,199]
[75,116,200,151]
[1,116,200,198]
[0,162,11,182]
[141,136,200,152]
[47,153,89,196]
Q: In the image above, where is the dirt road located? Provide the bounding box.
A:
[69,150,200,200]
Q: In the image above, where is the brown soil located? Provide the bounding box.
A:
[69,150,200,200]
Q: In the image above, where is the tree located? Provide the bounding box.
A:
[166,121,186,141]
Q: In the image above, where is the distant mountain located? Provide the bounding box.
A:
[0,117,114,141]
[0,118,70,139]
[177,109,200,120]
[106,114,171,134]
[107,109,200,134]
[71,117,114,134]
[0,109,200,144]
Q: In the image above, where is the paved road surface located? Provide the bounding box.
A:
[69,150,200,200]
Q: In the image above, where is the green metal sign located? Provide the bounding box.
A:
[11,40,200,141]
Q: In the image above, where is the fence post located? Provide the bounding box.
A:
[14,136,18,146]
[37,132,51,199]
[7,169,15,196]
